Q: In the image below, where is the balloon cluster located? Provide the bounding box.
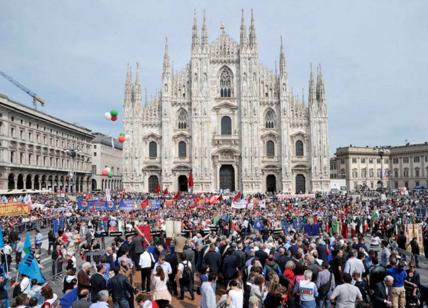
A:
[104,110,119,121]
[118,132,126,143]
[101,167,113,178]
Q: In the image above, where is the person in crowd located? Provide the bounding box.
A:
[52,243,64,279]
[107,267,135,308]
[203,244,221,276]
[373,275,394,308]
[164,248,178,296]
[409,237,420,268]
[0,269,9,308]
[139,249,155,293]
[344,249,365,277]
[404,260,420,306]
[316,261,335,308]
[200,273,217,308]
[77,262,92,291]
[294,269,317,308]
[330,273,362,308]
[89,264,107,303]
[176,254,194,300]
[40,284,58,308]
[151,266,171,308]
[89,290,109,308]
[352,271,370,307]
[226,279,243,308]
[386,256,407,308]
[72,289,90,308]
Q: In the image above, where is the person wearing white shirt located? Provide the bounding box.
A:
[152,256,172,276]
[344,249,365,276]
[226,280,244,308]
[139,250,154,292]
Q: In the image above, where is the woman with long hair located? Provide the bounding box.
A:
[152,266,172,308]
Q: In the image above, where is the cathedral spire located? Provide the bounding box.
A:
[201,9,208,50]
[308,64,316,106]
[192,10,200,50]
[317,64,326,103]
[249,9,257,49]
[279,36,286,76]
[240,9,247,48]
[134,62,142,104]
[124,64,133,103]
[163,36,171,75]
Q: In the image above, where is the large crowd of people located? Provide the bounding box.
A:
[0,189,428,308]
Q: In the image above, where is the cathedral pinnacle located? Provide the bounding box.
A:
[163,36,171,74]
[201,9,208,49]
[240,9,247,47]
[124,64,133,103]
[279,36,286,76]
[192,10,200,49]
[134,62,142,104]
[249,9,257,49]
[308,64,316,106]
[316,64,325,103]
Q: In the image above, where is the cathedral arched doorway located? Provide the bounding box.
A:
[266,175,276,193]
[8,173,15,190]
[178,175,188,192]
[219,165,235,192]
[91,179,97,191]
[148,175,159,193]
[296,174,306,194]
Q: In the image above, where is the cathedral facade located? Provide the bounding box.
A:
[122,11,330,194]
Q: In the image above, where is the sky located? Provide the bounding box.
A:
[1,0,427,154]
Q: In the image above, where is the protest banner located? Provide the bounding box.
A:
[0,202,30,216]
[165,220,182,238]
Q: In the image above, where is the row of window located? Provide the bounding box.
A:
[351,157,389,164]
[10,151,88,170]
[348,167,428,178]
[351,168,389,178]
[392,167,427,178]
[392,156,428,164]
[9,126,84,150]
[176,110,278,131]
[147,140,305,159]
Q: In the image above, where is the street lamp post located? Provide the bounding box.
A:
[65,148,80,194]
[376,146,385,193]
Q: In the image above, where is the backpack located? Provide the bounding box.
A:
[181,261,192,284]
[318,272,332,298]
[12,283,22,298]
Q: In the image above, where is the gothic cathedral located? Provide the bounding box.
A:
[122,11,330,194]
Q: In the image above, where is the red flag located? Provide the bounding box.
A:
[246,195,252,209]
[163,187,169,195]
[140,199,149,209]
[154,183,161,194]
[232,191,241,202]
[173,191,181,201]
[188,171,194,188]
[218,194,223,201]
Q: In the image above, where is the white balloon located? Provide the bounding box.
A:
[104,112,112,120]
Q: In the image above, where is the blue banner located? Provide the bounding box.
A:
[120,199,135,210]
[150,199,161,210]
[77,200,117,211]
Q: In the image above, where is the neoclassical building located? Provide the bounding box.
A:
[0,93,93,194]
[123,11,330,193]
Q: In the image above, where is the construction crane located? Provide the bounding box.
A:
[0,70,45,109]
